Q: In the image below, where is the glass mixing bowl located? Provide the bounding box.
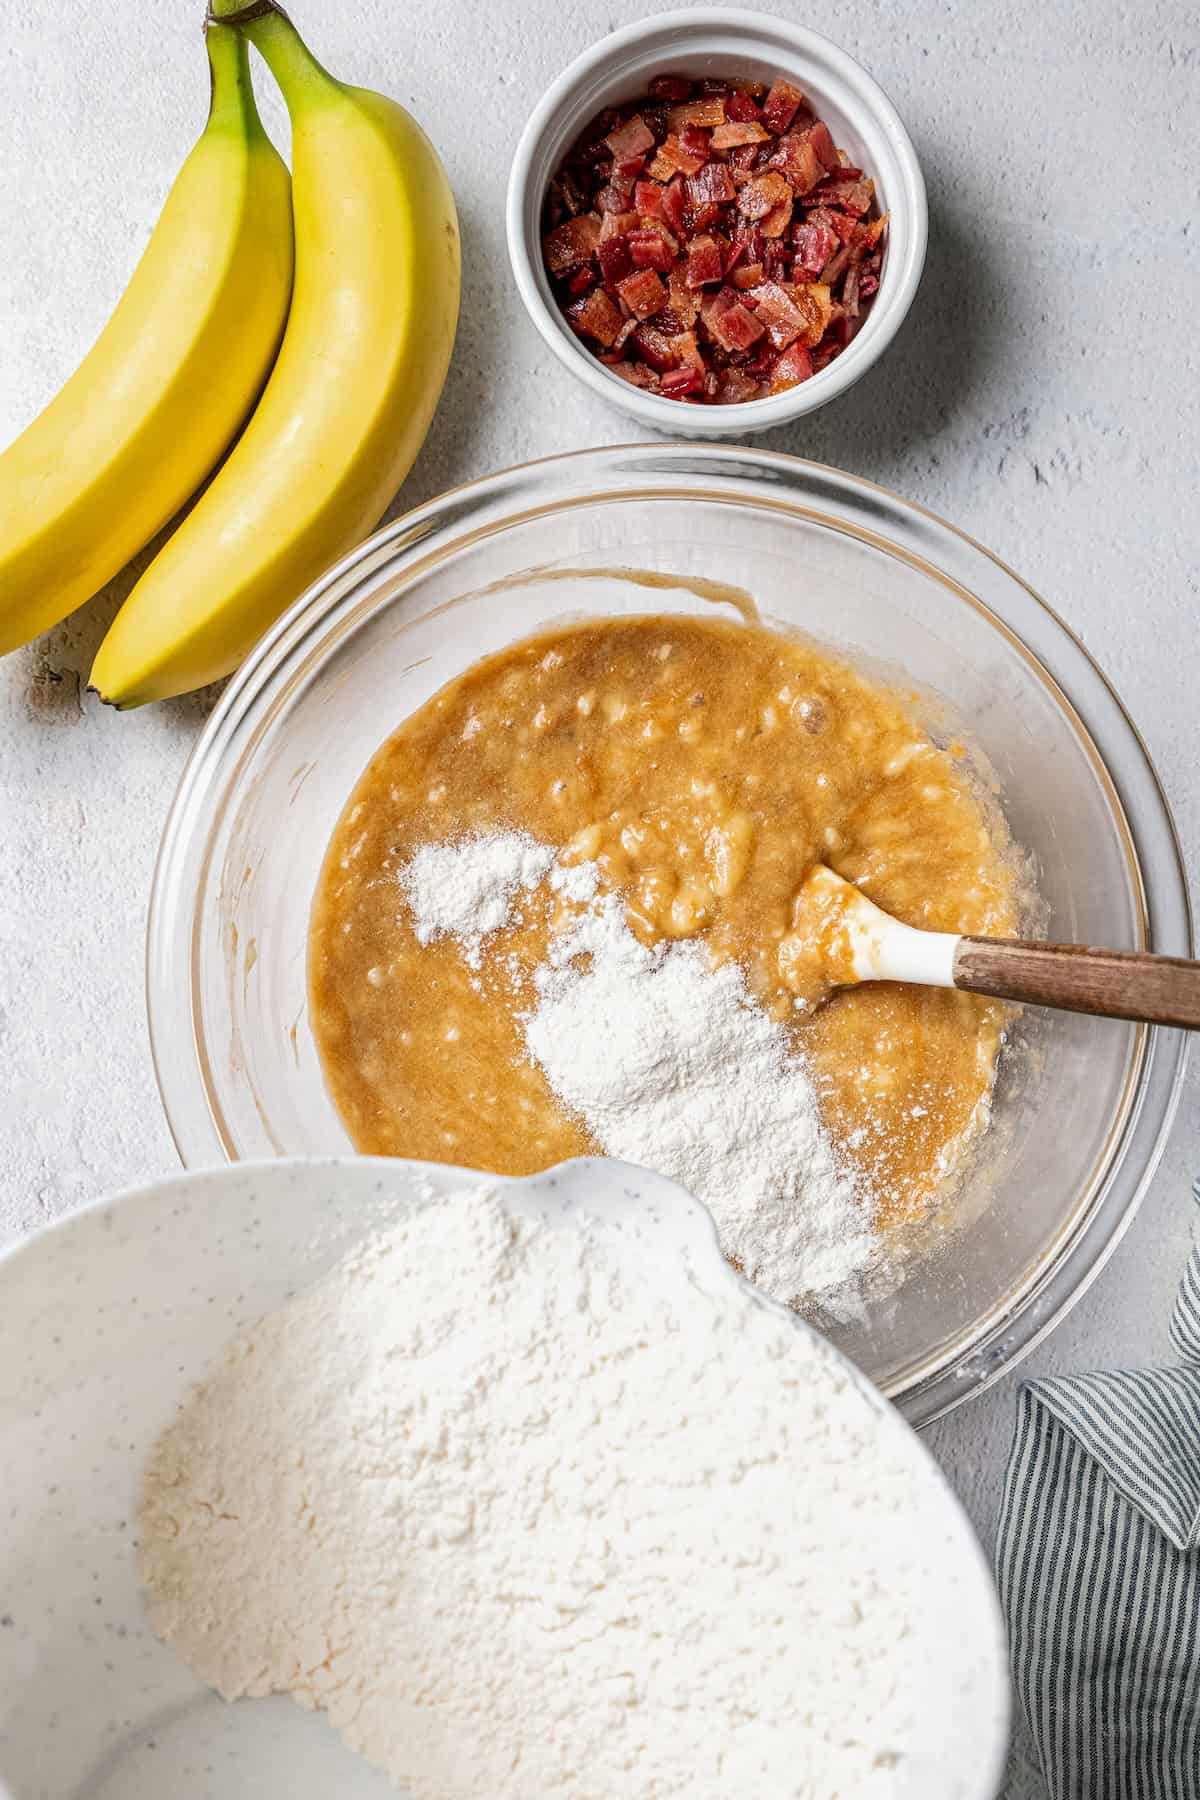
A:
[148,445,1191,1427]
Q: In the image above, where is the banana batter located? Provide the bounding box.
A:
[309,615,1023,1233]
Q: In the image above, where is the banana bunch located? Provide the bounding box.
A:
[1,2,461,706]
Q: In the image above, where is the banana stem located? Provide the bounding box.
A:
[208,1,340,105]
[204,23,266,137]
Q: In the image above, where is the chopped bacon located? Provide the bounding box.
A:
[605,114,655,160]
[660,177,688,238]
[609,358,658,387]
[542,71,887,404]
[767,133,827,195]
[684,162,736,208]
[742,279,805,349]
[668,96,727,129]
[616,267,668,319]
[543,213,602,274]
[792,215,840,279]
[628,222,679,272]
[679,123,714,160]
[768,341,814,393]
[597,235,633,285]
[649,73,693,101]
[725,91,762,123]
[761,79,804,135]
[630,322,679,371]
[634,179,666,220]
[737,171,791,220]
[727,142,762,175]
[718,366,761,403]
[647,133,707,179]
[565,286,624,347]
[807,175,874,216]
[711,120,770,149]
[686,232,725,288]
[660,365,704,397]
[667,262,699,323]
[599,208,639,242]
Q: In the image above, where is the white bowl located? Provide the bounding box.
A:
[506,8,928,436]
[0,1156,1009,1797]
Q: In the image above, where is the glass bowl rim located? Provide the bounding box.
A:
[147,442,1193,1427]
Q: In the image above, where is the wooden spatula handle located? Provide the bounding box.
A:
[954,938,1200,1029]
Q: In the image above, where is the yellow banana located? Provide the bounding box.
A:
[91,2,461,706]
[0,25,292,655]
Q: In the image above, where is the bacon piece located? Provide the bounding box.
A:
[616,267,668,319]
[660,176,688,238]
[667,262,699,324]
[725,91,763,123]
[649,73,693,101]
[630,322,679,371]
[684,162,736,208]
[660,366,704,397]
[543,213,601,274]
[762,79,804,135]
[768,341,814,393]
[685,232,725,288]
[710,120,770,149]
[595,183,633,214]
[597,235,633,285]
[742,279,806,349]
[701,289,766,352]
[727,142,762,175]
[634,179,666,220]
[792,215,841,279]
[761,195,794,238]
[647,133,707,179]
[608,358,658,387]
[717,366,762,403]
[679,123,713,161]
[808,175,874,216]
[726,221,765,271]
[737,171,791,220]
[668,328,706,373]
[605,114,655,159]
[805,120,837,169]
[599,208,638,242]
[628,222,679,272]
[767,133,826,195]
[843,260,862,318]
[668,96,727,129]
[731,261,765,290]
[566,286,624,346]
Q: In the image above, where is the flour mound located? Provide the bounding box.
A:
[398,831,555,964]
[524,892,878,1306]
[140,1189,927,1798]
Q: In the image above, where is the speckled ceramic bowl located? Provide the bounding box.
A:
[0,1156,1009,1797]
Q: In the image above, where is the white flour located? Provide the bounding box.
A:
[399,832,555,967]
[400,832,879,1308]
[525,892,877,1306]
[140,1185,930,1797]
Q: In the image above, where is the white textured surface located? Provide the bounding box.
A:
[1,3,1197,1793]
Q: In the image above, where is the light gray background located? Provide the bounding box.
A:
[1,2,1197,1791]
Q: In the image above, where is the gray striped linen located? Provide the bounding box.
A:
[995,1180,1200,1798]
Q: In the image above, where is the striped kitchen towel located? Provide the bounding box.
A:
[995,1181,1200,1798]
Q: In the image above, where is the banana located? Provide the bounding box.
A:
[0,25,293,656]
[91,2,462,706]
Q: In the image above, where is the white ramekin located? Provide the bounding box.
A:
[506,9,928,437]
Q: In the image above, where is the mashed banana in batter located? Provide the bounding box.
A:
[310,615,1023,1238]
